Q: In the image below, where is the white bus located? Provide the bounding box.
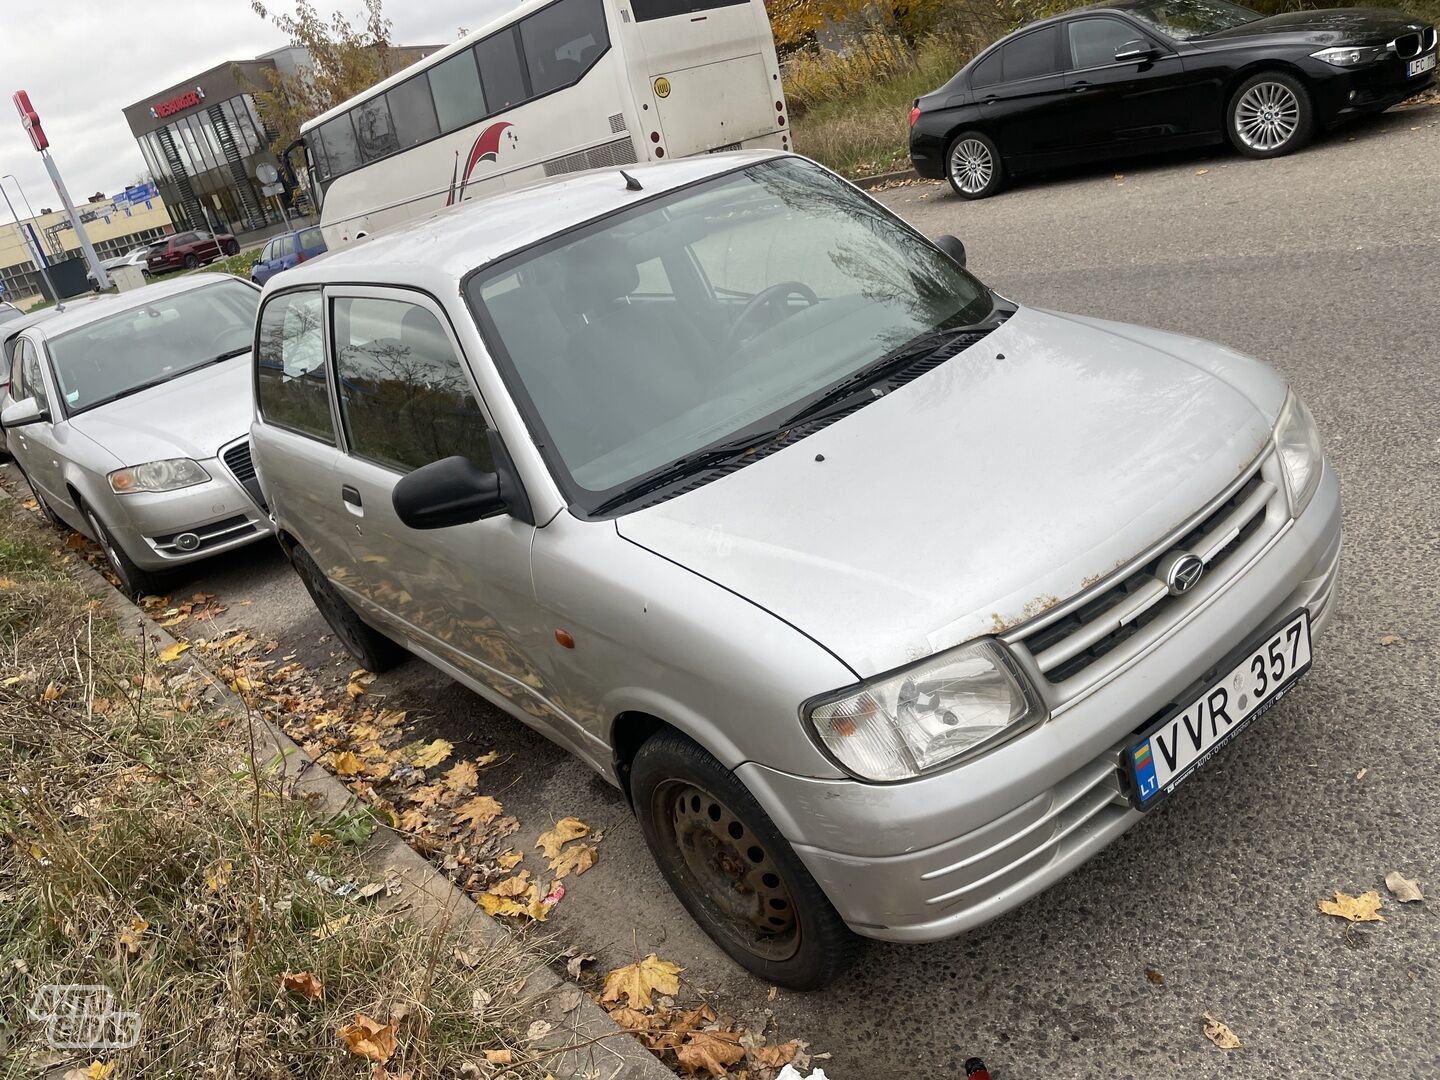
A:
[286,0,790,247]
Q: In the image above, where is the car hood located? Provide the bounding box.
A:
[67,355,254,465]
[615,308,1285,679]
[1201,7,1429,46]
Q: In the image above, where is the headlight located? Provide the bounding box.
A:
[108,458,210,494]
[1273,390,1323,517]
[804,639,1040,782]
[1311,45,1388,66]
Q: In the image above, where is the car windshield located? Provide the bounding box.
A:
[1124,0,1262,39]
[0,306,22,327]
[468,157,993,511]
[46,280,258,414]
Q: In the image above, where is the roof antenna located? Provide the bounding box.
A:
[620,170,643,192]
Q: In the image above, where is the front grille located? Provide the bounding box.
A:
[222,440,268,510]
[1394,30,1422,58]
[1011,452,1282,686]
[1424,26,1437,51]
[150,514,260,556]
[542,137,639,177]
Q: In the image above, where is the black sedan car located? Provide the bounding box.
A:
[910,0,1437,197]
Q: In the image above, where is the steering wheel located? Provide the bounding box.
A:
[722,281,819,354]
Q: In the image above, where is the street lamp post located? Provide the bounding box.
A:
[0,177,59,305]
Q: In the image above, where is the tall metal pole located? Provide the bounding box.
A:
[40,149,110,289]
[0,180,58,304]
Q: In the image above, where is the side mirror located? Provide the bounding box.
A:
[1115,40,1157,63]
[934,234,967,268]
[393,455,507,530]
[1,397,49,429]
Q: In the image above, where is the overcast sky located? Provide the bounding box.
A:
[0,0,516,224]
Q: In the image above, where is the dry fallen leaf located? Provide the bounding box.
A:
[536,817,590,859]
[527,1020,553,1042]
[444,760,479,793]
[565,949,596,980]
[410,739,453,768]
[601,954,682,1010]
[41,681,62,703]
[1384,872,1423,903]
[64,533,88,551]
[483,1049,513,1064]
[118,917,148,954]
[337,1014,398,1062]
[1378,633,1404,646]
[487,871,533,898]
[752,1042,802,1068]
[1317,890,1385,923]
[333,751,366,777]
[676,1029,745,1076]
[1202,1012,1242,1049]
[549,843,597,880]
[157,642,191,664]
[313,914,353,940]
[68,1062,115,1080]
[497,849,523,870]
[1145,967,1165,985]
[205,859,233,892]
[456,795,504,830]
[280,970,324,1001]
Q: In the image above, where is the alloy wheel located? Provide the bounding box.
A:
[949,138,994,195]
[1234,81,1300,152]
[652,779,800,963]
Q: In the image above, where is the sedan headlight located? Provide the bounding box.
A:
[1311,45,1388,66]
[1273,390,1323,517]
[108,458,210,494]
[805,640,1040,782]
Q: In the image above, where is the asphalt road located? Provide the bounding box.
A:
[30,105,1440,1077]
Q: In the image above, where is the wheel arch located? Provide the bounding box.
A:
[1221,60,1315,118]
[610,710,683,805]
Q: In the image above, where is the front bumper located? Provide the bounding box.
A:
[102,456,273,571]
[1305,52,1437,121]
[739,462,1342,942]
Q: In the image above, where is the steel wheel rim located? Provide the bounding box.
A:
[950,138,994,194]
[652,780,799,962]
[1235,82,1300,152]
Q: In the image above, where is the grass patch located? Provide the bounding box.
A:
[183,246,266,281]
[0,513,546,1077]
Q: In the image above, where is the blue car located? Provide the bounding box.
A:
[249,226,327,286]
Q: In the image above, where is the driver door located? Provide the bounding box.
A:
[1061,17,1195,155]
[7,335,74,521]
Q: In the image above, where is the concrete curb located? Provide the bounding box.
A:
[852,167,920,189]
[29,506,671,1080]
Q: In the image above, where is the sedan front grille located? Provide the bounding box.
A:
[1009,450,1286,688]
[1393,30,1423,58]
[221,440,268,510]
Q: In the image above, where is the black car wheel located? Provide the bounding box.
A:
[80,500,162,599]
[946,131,1005,199]
[1227,71,1315,158]
[289,543,406,673]
[223,240,239,256]
[630,728,858,989]
[184,254,200,270]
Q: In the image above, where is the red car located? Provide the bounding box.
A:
[144,230,240,273]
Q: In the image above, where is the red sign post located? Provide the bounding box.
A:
[13,90,48,151]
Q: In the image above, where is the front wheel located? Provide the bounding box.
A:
[630,729,858,989]
[289,543,406,673]
[184,254,199,270]
[1227,71,1315,158]
[946,131,1005,199]
[80,501,162,599]
[223,240,239,256]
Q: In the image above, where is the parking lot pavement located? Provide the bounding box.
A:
[22,102,1439,1076]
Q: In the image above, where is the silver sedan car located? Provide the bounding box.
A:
[251,152,1340,988]
[1,276,273,595]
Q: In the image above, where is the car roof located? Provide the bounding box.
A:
[25,276,254,338]
[275,151,789,296]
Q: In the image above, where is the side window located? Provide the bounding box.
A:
[18,341,49,412]
[475,31,530,112]
[1002,25,1062,81]
[1069,18,1148,68]
[300,227,325,250]
[280,236,298,258]
[331,297,493,474]
[386,75,440,149]
[318,114,361,177]
[256,291,334,442]
[971,48,1002,88]
[354,96,399,162]
[429,49,487,134]
[520,0,609,97]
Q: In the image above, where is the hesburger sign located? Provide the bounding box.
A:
[151,87,205,119]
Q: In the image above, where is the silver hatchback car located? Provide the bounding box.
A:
[251,152,1340,988]
[1,277,273,596]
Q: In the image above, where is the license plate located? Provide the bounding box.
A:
[1410,52,1437,77]
[1127,609,1312,809]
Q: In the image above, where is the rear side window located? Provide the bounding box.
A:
[386,74,440,149]
[353,96,399,162]
[429,49,487,134]
[475,31,530,112]
[318,114,361,177]
[1002,26,1061,81]
[277,235,296,258]
[971,48,1002,87]
[300,227,325,250]
[520,0,609,96]
[256,290,334,442]
[331,297,493,473]
[630,0,744,21]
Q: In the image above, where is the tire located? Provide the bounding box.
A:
[946,130,1005,199]
[630,729,858,989]
[184,254,199,270]
[17,467,66,530]
[1227,71,1315,158]
[289,544,406,673]
[224,240,239,256]
[80,500,163,599]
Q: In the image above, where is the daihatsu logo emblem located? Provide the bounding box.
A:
[1163,552,1206,596]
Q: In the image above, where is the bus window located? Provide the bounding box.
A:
[520,0,609,96]
[318,114,362,177]
[630,0,746,20]
[475,30,529,112]
[354,96,400,162]
[386,75,440,149]
[429,49,487,134]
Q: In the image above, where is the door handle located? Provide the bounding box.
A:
[1071,81,1091,92]
[341,485,363,515]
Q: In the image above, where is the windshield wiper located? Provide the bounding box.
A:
[79,377,177,413]
[202,347,250,364]
[591,431,774,515]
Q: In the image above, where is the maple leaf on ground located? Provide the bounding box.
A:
[486,871,532,898]
[444,760,479,793]
[337,1013,398,1062]
[1202,1012,1242,1049]
[497,849,523,870]
[549,843,597,880]
[456,795,503,830]
[601,954,682,1010]
[1317,890,1385,923]
[398,809,429,833]
[204,859,233,892]
[607,1006,657,1032]
[410,739,453,768]
[347,671,376,699]
[479,885,548,921]
[405,784,446,809]
[157,642,191,664]
[1384,872,1424,903]
[536,817,590,859]
[676,1030,745,1077]
[280,970,324,1001]
[333,752,366,777]
[752,1041,802,1068]
[118,917,148,954]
